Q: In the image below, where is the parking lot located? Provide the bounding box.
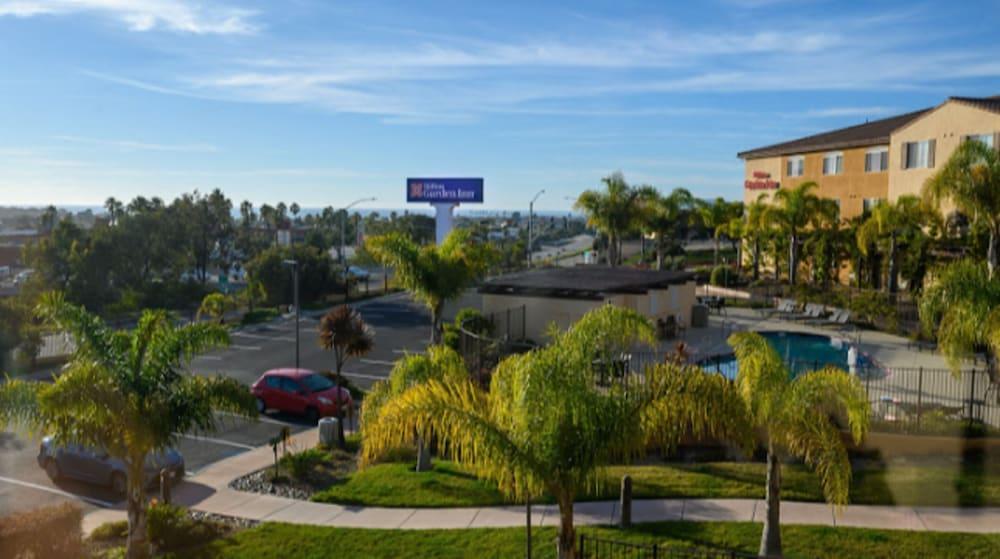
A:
[0,292,431,517]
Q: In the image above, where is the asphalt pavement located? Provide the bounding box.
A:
[0,291,432,518]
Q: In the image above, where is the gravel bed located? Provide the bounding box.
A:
[229,467,317,501]
[189,510,260,530]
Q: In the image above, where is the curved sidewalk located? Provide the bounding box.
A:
[82,427,1000,535]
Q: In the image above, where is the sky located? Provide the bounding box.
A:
[1,0,999,212]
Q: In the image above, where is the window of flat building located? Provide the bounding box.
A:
[903,139,935,169]
[863,198,883,214]
[822,152,843,175]
[965,133,995,148]
[865,148,889,172]
[786,156,804,177]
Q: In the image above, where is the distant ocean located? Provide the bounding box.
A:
[28,205,581,219]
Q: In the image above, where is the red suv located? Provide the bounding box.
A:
[251,368,353,424]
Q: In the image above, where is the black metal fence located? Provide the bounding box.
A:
[457,305,531,381]
[577,534,759,559]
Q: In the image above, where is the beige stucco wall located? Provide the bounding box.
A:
[742,156,782,208]
[481,280,696,342]
[888,101,1000,202]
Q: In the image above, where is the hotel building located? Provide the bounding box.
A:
[738,95,1000,220]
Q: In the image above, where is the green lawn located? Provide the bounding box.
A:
[173,521,1000,559]
[310,459,1000,508]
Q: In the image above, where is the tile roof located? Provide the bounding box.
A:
[948,95,1000,115]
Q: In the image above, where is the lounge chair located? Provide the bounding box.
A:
[790,303,824,321]
[761,298,796,318]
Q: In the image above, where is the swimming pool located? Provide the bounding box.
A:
[701,331,869,379]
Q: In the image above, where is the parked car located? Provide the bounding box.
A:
[346,266,370,279]
[37,438,184,495]
[251,368,353,424]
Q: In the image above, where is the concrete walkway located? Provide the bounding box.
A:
[82,427,1000,536]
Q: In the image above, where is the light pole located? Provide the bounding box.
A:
[282,259,300,369]
[339,197,376,301]
[527,189,545,267]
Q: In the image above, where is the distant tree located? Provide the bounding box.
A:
[698,197,742,266]
[742,195,771,281]
[575,173,654,266]
[728,332,869,558]
[768,182,824,285]
[245,244,337,307]
[319,305,374,447]
[924,139,1000,278]
[366,229,496,344]
[174,189,234,283]
[197,293,235,323]
[0,294,256,559]
[643,188,694,270]
[856,195,933,293]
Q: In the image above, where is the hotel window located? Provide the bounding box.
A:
[863,198,883,214]
[865,148,889,172]
[965,133,995,148]
[903,139,936,169]
[786,156,804,177]
[822,152,843,175]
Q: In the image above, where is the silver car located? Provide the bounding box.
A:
[37,437,185,495]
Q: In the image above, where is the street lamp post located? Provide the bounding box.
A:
[339,197,377,302]
[282,259,300,369]
[527,189,545,267]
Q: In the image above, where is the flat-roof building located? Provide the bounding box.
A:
[479,267,696,342]
[738,95,1000,221]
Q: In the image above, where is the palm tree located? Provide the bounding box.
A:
[0,293,256,559]
[697,197,741,266]
[742,195,771,281]
[363,306,752,559]
[319,305,375,447]
[919,259,1000,380]
[715,212,746,273]
[575,173,652,266]
[924,139,1000,278]
[644,188,694,270]
[804,203,848,288]
[728,331,870,558]
[768,182,824,285]
[856,195,931,293]
[197,292,235,323]
[365,229,496,344]
[362,345,470,471]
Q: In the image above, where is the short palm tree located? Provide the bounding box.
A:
[319,305,374,447]
[804,205,848,288]
[743,195,771,281]
[728,331,870,558]
[643,188,694,270]
[919,259,1000,380]
[364,306,752,559]
[362,345,469,471]
[0,293,257,559]
[856,195,931,293]
[366,229,496,344]
[924,139,1000,278]
[769,182,824,285]
[196,292,235,323]
[575,173,652,266]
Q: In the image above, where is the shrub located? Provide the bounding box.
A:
[280,447,331,480]
[240,307,280,326]
[147,503,222,552]
[88,520,129,542]
[0,502,81,559]
[709,265,734,287]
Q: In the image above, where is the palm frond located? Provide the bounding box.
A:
[727,331,789,423]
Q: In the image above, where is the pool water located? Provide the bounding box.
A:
[702,331,866,379]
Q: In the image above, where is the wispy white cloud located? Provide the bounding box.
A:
[789,106,900,118]
[53,135,219,153]
[0,0,258,34]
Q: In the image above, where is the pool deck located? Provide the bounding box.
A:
[678,307,953,371]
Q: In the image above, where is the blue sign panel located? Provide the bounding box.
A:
[407,178,484,203]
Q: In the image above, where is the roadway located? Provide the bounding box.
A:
[0,291,431,517]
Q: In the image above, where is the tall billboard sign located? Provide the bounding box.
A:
[407,178,484,203]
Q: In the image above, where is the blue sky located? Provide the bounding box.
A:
[1,0,998,211]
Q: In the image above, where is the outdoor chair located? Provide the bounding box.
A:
[790,303,824,321]
[761,298,795,318]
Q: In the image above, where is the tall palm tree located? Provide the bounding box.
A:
[0,293,256,559]
[319,305,374,447]
[575,173,652,266]
[728,332,870,558]
[856,195,931,293]
[363,306,752,559]
[715,209,747,273]
[643,188,694,270]
[362,345,469,471]
[742,195,771,281]
[804,203,848,288]
[919,259,1000,380]
[769,181,824,285]
[698,197,740,266]
[366,229,496,344]
[924,139,1000,278]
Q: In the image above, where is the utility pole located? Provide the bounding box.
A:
[527,189,545,267]
[339,197,377,301]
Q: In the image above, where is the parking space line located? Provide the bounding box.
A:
[175,433,255,450]
[232,332,296,342]
[0,475,117,508]
[359,358,395,366]
[215,411,294,427]
[228,344,262,351]
[341,371,389,381]
[198,355,224,361]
